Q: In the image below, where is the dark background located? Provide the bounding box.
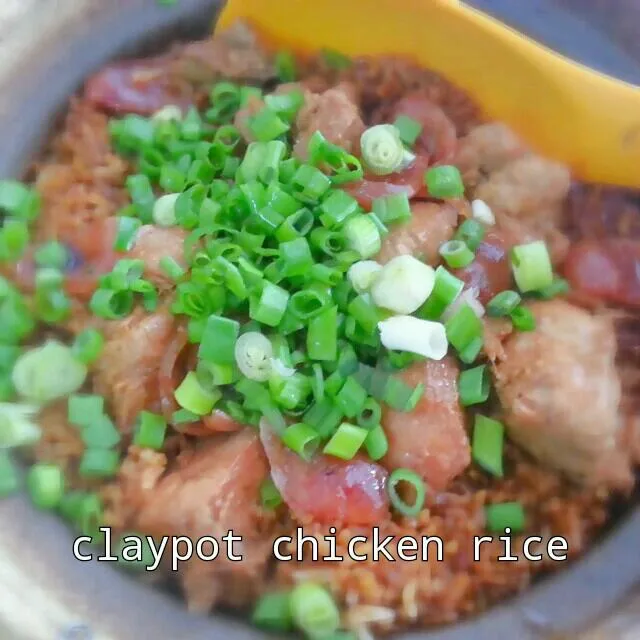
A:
[469,0,640,84]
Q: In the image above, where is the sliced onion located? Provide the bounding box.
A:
[378,316,448,360]
[235,332,274,381]
[442,286,485,322]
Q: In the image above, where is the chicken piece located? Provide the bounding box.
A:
[377,200,460,266]
[483,317,513,363]
[382,357,471,492]
[233,95,265,142]
[260,423,389,526]
[174,22,275,84]
[93,307,176,432]
[454,123,529,187]
[493,300,631,489]
[127,224,187,291]
[474,154,571,229]
[293,84,365,160]
[136,430,271,612]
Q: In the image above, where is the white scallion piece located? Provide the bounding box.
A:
[347,260,383,294]
[371,255,436,314]
[378,316,448,360]
[151,105,183,123]
[12,340,87,405]
[0,403,41,448]
[471,199,495,226]
[270,358,296,378]
[234,332,274,381]
[153,193,180,227]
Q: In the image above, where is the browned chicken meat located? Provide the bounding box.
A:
[382,357,471,492]
[135,430,271,612]
[493,300,632,489]
[377,200,461,266]
[174,22,275,84]
[127,224,187,291]
[293,84,365,160]
[93,308,176,432]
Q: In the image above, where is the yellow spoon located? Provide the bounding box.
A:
[217,0,640,188]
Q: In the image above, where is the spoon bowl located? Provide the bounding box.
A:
[218,0,640,188]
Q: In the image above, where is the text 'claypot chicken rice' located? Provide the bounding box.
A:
[0,21,638,640]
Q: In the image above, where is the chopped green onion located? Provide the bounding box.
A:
[12,340,87,404]
[347,260,382,295]
[0,403,40,447]
[0,451,19,497]
[290,582,340,639]
[235,332,273,382]
[253,590,293,631]
[281,422,320,460]
[152,193,180,227]
[393,115,423,147]
[323,422,368,460]
[68,394,104,428]
[510,305,536,331]
[133,411,167,450]
[198,315,240,365]
[79,448,120,479]
[280,237,314,277]
[80,415,121,449]
[27,463,64,510]
[250,282,289,327]
[275,50,297,82]
[307,305,338,361]
[319,189,359,229]
[417,265,464,320]
[383,377,424,412]
[321,47,352,68]
[536,277,570,300]
[372,192,412,225]
[343,215,381,259]
[459,365,491,406]
[71,328,104,365]
[510,241,553,293]
[360,124,414,176]
[292,165,332,203]
[444,303,484,354]
[454,219,485,252]
[34,241,69,269]
[485,501,525,533]
[486,290,521,317]
[439,240,475,269]
[364,424,388,460]
[0,180,40,221]
[89,289,134,320]
[424,165,465,199]
[371,254,436,314]
[159,256,185,281]
[249,107,290,142]
[388,468,426,517]
[260,478,284,510]
[0,218,29,261]
[174,372,221,415]
[472,415,504,477]
[334,378,367,418]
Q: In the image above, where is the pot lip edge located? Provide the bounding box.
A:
[0,0,638,638]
